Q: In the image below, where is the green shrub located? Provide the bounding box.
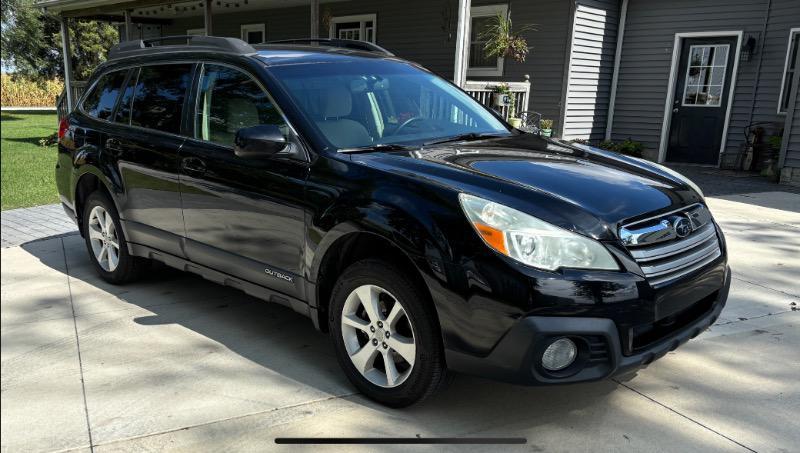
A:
[571,138,645,158]
[0,75,63,107]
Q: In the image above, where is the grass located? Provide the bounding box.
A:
[1,112,60,210]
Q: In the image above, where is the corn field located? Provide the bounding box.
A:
[1,75,64,107]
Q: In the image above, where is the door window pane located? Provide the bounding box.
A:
[130,64,193,134]
[195,64,287,147]
[82,70,128,121]
[682,44,729,107]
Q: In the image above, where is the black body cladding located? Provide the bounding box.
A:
[56,39,729,387]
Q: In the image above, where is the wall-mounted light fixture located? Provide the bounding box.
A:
[740,34,758,62]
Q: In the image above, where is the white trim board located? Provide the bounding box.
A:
[657,31,743,164]
[777,27,800,114]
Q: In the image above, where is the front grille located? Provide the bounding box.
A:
[621,205,722,288]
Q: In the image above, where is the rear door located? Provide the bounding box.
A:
[111,63,195,256]
[179,62,310,298]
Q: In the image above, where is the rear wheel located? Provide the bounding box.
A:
[82,191,147,284]
[329,259,448,407]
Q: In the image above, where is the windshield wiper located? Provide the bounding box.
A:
[423,132,508,147]
[338,143,418,154]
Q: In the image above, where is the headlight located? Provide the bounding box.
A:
[458,194,618,271]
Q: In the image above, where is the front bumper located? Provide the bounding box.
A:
[446,265,731,385]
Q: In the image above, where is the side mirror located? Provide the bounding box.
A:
[233,125,287,158]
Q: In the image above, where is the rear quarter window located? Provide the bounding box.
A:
[129,64,193,134]
[82,70,128,121]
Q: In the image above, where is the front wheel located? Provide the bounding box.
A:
[329,259,448,407]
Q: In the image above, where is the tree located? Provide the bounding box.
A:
[1,0,118,81]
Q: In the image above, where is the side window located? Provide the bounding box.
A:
[114,68,138,125]
[130,64,193,134]
[195,64,288,147]
[82,70,128,121]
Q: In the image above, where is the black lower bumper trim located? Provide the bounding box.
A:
[446,266,731,385]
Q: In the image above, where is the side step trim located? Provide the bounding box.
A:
[128,242,311,318]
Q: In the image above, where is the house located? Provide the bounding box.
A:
[38,0,800,185]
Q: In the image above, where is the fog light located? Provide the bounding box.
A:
[542,337,577,371]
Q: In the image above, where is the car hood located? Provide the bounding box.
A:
[353,134,702,237]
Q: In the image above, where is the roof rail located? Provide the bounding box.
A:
[264,38,394,56]
[108,35,257,59]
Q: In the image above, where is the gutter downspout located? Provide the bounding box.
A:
[745,0,771,129]
[605,0,628,141]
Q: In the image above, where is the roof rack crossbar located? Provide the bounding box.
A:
[108,35,257,59]
[265,38,394,56]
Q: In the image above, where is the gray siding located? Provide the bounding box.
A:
[562,0,619,140]
[611,0,800,162]
[164,0,573,133]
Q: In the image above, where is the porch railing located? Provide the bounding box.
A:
[56,81,87,121]
[464,75,531,120]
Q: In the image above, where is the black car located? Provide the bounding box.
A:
[56,36,730,407]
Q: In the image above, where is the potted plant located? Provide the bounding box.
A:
[492,83,511,109]
[539,119,553,137]
[480,13,535,63]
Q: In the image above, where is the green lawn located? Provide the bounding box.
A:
[1,112,60,210]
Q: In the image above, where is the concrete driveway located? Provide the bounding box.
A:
[2,181,798,452]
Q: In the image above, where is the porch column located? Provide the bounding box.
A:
[59,15,74,111]
[310,0,319,38]
[123,9,132,41]
[204,0,213,36]
[453,0,471,87]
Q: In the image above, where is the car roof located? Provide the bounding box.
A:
[253,44,399,67]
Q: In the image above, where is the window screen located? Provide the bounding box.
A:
[130,64,193,134]
[82,70,128,121]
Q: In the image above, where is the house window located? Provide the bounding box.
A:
[187,28,206,36]
[241,23,266,44]
[468,4,508,77]
[329,14,376,43]
[778,28,800,114]
[682,44,729,107]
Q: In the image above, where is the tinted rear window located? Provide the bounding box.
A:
[114,68,138,125]
[82,70,128,121]
[130,64,193,134]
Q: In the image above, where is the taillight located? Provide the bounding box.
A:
[58,117,69,140]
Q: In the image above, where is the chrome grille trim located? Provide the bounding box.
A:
[621,205,722,288]
[631,224,716,262]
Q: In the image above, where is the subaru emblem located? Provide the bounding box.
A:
[673,217,693,238]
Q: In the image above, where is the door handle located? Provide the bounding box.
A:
[181,157,207,176]
[105,138,123,156]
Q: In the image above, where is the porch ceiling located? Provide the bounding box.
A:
[38,0,345,18]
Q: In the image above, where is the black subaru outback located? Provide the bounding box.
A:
[56,36,730,407]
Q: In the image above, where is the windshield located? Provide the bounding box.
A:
[268,58,510,150]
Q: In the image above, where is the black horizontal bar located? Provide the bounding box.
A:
[275,437,527,444]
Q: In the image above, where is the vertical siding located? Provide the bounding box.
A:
[611,0,770,161]
[163,0,573,133]
[562,0,619,140]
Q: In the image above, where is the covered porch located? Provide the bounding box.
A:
[42,0,543,125]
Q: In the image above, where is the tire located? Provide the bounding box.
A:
[81,190,147,284]
[329,259,448,407]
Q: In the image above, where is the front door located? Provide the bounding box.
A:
[180,63,309,299]
[666,37,737,164]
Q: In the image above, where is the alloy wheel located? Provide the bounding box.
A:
[340,284,417,388]
[87,205,120,272]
